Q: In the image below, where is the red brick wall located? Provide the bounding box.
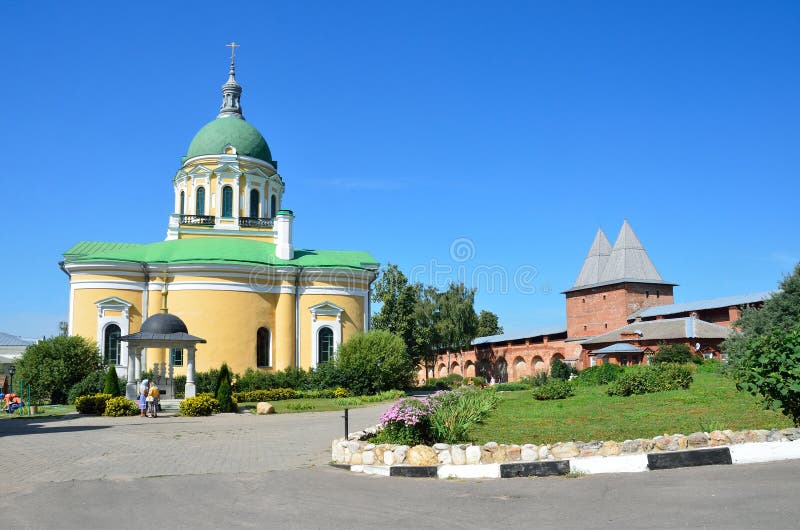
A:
[425,337,571,384]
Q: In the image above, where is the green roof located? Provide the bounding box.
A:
[185,117,273,164]
[64,238,378,270]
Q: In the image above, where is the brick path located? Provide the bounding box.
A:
[0,406,384,483]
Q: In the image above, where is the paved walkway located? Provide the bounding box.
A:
[0,406,384,483]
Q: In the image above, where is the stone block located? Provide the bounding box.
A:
[709,430,730,447]
[687,432,708,449]
[521,445,538,461]
[550,442,579,459]
[407,445,438,466]
[350,452,362,465]
[506,445,521,462]
[598,441,621,457]
[451,445,466,465]
[256,402,275,414]
[465,445,482,464]
[438,450,452,465]
[362,451,375,465]
[384,450,396,466]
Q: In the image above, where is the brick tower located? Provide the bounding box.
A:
[564,221,676,339]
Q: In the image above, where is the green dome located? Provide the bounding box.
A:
[186,117,273,163]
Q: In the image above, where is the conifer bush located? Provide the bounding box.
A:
[103,365,122,396]
[215,363,237,412]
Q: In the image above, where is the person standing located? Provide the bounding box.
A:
[137,381,148,418]
[148,381,160,418]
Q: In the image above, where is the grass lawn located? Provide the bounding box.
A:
[0,404,77,419]
[470,372,793,445]
[239,396,397,414]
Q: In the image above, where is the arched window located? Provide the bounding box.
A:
[256,327,271,367]
[180,191,185,215]
[104,324,121,365]
[222,186,233,218]
[250,189,260,218]
[196,187,206,215]
[270,194,277,218]
[318,327,334,364]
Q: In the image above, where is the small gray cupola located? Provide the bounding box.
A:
[218,41,244,119]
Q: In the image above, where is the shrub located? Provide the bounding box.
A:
[550,358,576,380]
[233,388,296,402]
[575,363,624,386]
[358,390,406,403]
[103,365,122,396]
[295,389,335,399]
[531,380,574,400]
[336,330,415,395]
[418,378,451,391]
[215,363,237,413]
[179,394,220,416]
[75,393,112,415]
[651,343,697,364]
[734,326,800,425]
[494,382,529,391]
[333,387,349,398]
[443,373,464,388]
[520,372,549,388]
[195,368,221,394]
[17,336,103,404]
[307,363,347,391]
[428,387,500,443]
[285,400,316,411]
[104,396,137,417]
[607,363,694,397]
[67,370,107,404]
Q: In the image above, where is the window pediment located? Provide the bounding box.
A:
[309,301,344,322]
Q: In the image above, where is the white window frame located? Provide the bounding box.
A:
[95,297,132,375]
[309,301,343,368]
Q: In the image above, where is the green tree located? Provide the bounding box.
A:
[651,343,694,364]
[724,262,800,366]
[435,283,479,354]
[336,330,414,395]
[477,310,503,337]
[550,357,573,380]
[215,363,236,412]
[411,284,441,379]
[734,326,800,425]
[16,336,102,404]
[371,263,419,361]
[103,365,122,396]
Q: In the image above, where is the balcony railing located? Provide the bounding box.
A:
[239,217,274,228]
[179,214,215,226]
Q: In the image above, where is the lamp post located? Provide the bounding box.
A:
[8,365,15,392]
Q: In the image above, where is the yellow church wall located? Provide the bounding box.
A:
[297,293,366,368]
[162,289,280,376]
[71,287,144,346]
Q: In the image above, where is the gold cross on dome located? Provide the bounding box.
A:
[226,41,240,61]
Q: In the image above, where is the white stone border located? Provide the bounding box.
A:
[337,439,800,479]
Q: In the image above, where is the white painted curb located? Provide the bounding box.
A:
[728,439,800,464]
[569,454,649,474]
[438,463,501,479]
[341,440,800,479]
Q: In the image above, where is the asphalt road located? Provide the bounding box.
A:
[2,407,799,529]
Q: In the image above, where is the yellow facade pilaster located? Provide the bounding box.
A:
[274,289,296,370]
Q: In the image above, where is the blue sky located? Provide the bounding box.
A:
[0,1,798,339]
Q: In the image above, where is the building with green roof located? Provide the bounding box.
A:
[62,49,378,396]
